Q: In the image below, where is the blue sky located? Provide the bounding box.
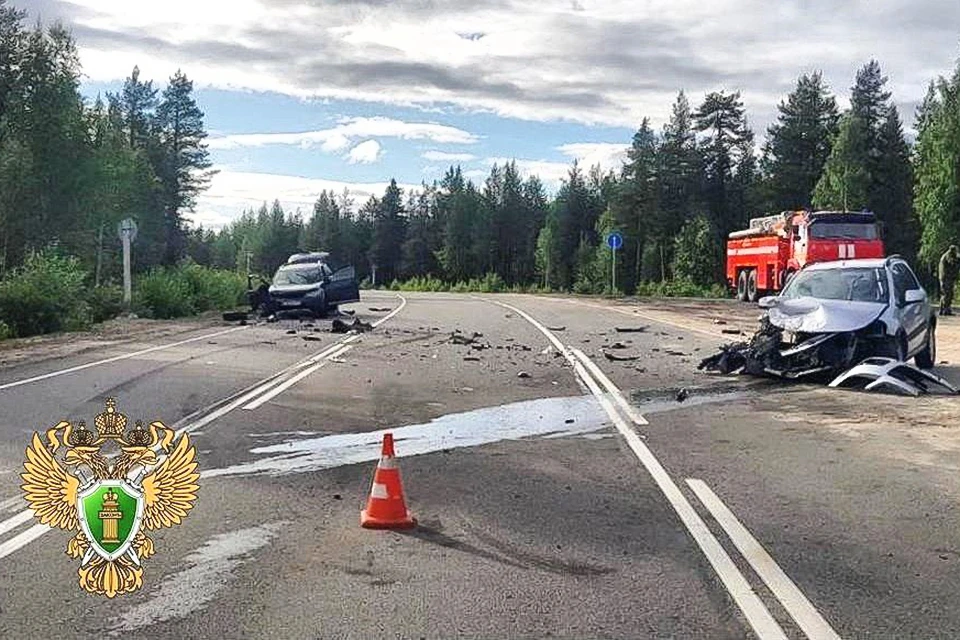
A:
[26,0,960,228]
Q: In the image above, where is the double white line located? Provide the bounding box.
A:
[490,298,840,640]
[0,295,407,562]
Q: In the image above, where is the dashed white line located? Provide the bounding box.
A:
[0,326,248,392]
[687,478,842,640]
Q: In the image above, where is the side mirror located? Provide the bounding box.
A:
[904,289,925,304]
[758,295,779,309]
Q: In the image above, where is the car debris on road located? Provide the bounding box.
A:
[331,318,373,333]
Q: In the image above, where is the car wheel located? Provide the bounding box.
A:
[915,322,936,369]
[747,270,759,303]
[736,271,747,301]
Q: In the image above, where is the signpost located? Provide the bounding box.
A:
[117,218,138,307]
[605,231,623,294]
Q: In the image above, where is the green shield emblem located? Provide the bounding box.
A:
[77,480,145,562]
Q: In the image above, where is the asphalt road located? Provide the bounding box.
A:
[1,291,959,639]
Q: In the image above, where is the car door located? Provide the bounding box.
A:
[890,261,927,355]
[322,264,361,305]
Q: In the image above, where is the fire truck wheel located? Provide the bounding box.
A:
[736,271,748,301]
[747,270,759,302]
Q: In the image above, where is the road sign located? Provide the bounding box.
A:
[606,232,623,251]
[117,218,138,243]
[605,232,623,294]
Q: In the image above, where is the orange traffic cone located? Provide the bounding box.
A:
[361,433,416,529]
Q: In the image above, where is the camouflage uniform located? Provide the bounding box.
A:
[939,245,960,316]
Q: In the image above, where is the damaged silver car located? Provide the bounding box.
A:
[700,257,938,380]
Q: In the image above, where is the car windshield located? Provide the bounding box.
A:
[272,264,322,285]
[808,222,878,240]
[781,267,888,303]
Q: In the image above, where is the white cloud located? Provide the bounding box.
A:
[207,116,478,150]
[346,140,383,164]
[558,142,629,172]
[484,141,629,187]
[421,151,477,162]
[188,167,418,229]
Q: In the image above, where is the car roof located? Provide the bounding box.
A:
[803,258,890,271]
[286,252,329,265]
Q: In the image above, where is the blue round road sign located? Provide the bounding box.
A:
[606,232,623,250]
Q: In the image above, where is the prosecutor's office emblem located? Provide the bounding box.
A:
[20,398,199,597]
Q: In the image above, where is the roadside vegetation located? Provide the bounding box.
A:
[3,4,960,338]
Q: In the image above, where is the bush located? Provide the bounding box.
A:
[134,265,246,319]
[89,286,125,323]
[0,252,92,337]
[634,279,729,299]
[134,269,196,319]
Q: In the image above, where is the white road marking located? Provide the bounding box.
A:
[0,326,248,392]
[0,524,50,559]
[0,509,32,536]
[0,295,406,559]
[687,478,842,640]
[107,523,284,635]
[570,348,648,425]
[242,344,355,410]
[491,297,789,640]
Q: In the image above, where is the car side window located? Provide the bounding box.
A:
[890,263,919,305]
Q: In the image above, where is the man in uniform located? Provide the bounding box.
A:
[939,245,960,316]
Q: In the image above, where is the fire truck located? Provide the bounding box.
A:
[726,210,885,302]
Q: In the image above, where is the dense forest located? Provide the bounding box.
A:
[3,0,960,309]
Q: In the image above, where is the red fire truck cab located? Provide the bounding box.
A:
[726,210,885,302]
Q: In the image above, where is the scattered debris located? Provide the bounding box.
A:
[333,494,342,500]
[615,326,648,333]
[222,311,249,322]
[339,309,356,316]
[302,335,322,342]
[450,332,476,345]
[564,418,575,424]
[329,356,347,364]
[368,307,392,312]
[546,326,566,332]
[331,318,373,333]
[665,350,688,357]
[285,329,297,335]
[471,343,489,351]
[607,342,628,350]
[829,358,959,396]
[602,350,641,362]
[713,319,727,325]
[517,371,531,379]
[463,356,481,362]
[721,328,743,335]
[676,388,689,403]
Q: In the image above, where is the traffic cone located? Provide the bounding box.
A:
[361,433,416,529]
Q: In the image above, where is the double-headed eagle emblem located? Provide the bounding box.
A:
[20,398,199,597]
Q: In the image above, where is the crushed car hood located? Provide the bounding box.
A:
[767,297,886,333]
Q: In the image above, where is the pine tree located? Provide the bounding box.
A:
[694,91,755,280]
[657,91,701,263]
[614,119,659,288]
[113,66,158,150]
[155,70,214,265]
[370,179,406,283]
[872,105,915,257]
[812,113,871,211]
[914,62,960,268]
[762,72,839,210]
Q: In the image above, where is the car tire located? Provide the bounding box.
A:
[915,322,936,369]
[736,271,748,302]
[746,270,759,303]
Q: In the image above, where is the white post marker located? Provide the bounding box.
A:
[118,217,138,307]
[606,231,623,294]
